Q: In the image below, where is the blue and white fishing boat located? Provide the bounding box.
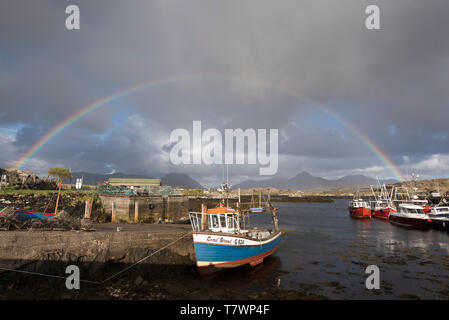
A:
[189,182,281,275]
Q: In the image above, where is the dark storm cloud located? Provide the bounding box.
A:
[1,0,449,183]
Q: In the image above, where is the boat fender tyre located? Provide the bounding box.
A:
[149,204,155,210]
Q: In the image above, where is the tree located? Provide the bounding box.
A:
[48,168,72,214]
[48,168,72,182]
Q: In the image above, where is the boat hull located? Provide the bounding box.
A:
[429,219,449,231]
[389,214,429,230]
[373,208,395,220]
[14,209,54,220]
[192,232,281,270]
[349,207,371,219]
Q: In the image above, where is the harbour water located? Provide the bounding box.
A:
[220,199,449,299]
[167,198,449,300]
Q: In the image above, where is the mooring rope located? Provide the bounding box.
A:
[0,231,192,286]
[0,267,101,284]
[100,231,191,284]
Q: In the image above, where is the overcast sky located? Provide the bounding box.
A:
[1,0,449,186]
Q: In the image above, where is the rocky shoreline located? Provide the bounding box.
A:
[0,192,107,222]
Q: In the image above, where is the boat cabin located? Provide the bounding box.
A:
[189,205,241,234]
[398,203,425,214]
[429,206,449,218]
[350,199,370,208]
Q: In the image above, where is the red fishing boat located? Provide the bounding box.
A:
[372,205,396,220]
[348,198,371,219]
[369,181,396,220]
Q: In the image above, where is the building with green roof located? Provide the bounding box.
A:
[108,178,161,188]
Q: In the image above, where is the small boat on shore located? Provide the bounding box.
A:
[189,182,281,276]
[389,203,430,230]
[0,206,54,220]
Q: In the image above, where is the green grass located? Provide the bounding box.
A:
[0,187,96,196]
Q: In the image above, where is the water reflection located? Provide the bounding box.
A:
[200,256,281,292]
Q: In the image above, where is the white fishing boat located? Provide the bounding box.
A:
[389,203,430,230]
[427,206,449,231]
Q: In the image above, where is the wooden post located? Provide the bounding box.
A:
[84,200,89,218]
[54,179,62,214]
[84,199,93,219]
[89,198,93,219]
[167,196,170,221]
[201,204,207,231]
[134,200,139,223]
[112,202,116,222]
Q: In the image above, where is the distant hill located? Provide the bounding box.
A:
[64,172,153,186]
[65,171,203,189]
[233,171,398,190]
[161,173,203,189]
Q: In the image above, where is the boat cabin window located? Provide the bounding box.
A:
[205,213,237,233]
[220,215,226,229]
[189,212,238,232]
[400,207,424,214]
[226,214,235,229]
[208,215,220,231]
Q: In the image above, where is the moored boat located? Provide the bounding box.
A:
[427,206,449,231]
[369,182,395,220]
[389,203,430,230]
[249,189,265,213]
[189,182,281,276]
[349,198,371,219]
[372,205,396,220]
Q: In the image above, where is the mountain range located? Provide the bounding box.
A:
[66,170,396,191]
[233,171,397,190]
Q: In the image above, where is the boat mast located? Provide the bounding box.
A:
[226,164,229,207]
[267,199,279,232]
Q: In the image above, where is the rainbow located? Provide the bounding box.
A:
[12,74,207,170]
[240,78,405,181]
[320,109,403,181]
[13,75,404,181]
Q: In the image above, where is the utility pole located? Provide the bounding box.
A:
[54,178,62,214]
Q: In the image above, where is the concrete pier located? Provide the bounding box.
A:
[0,224,195,280]
[100,194,189,223]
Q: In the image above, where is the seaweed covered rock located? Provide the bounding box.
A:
[0,208,83,231]
[0,207,26,230]
[46,210,81,230]
[80,218,95,231]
